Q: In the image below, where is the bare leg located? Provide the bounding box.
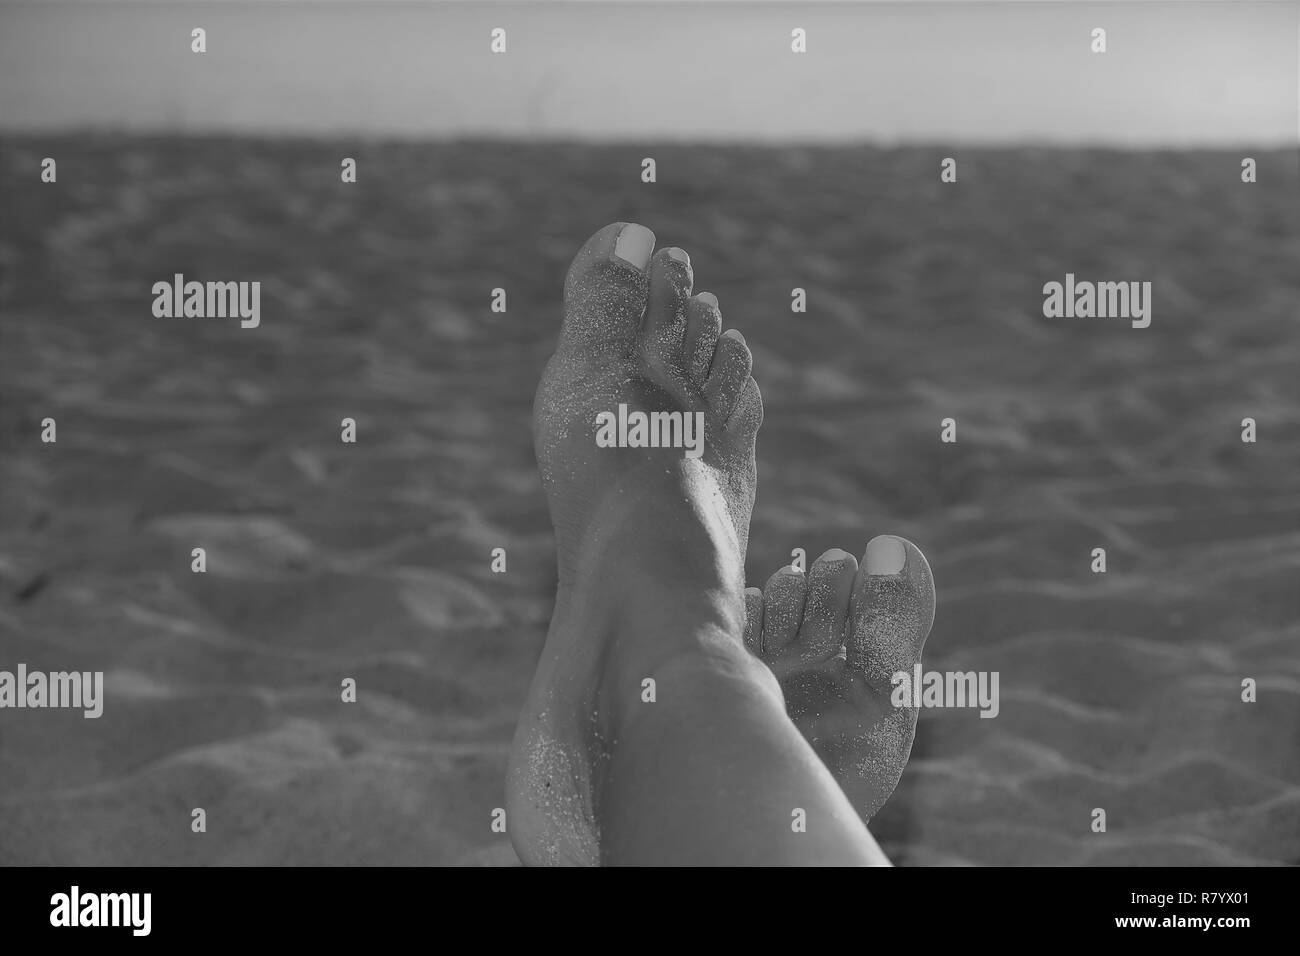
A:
[507,224,898,865]
[571,464,884,865]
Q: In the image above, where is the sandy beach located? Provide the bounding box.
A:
[0,137,1297,865]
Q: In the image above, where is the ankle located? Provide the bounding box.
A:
[561,457,745,597]
[558,520,746,649]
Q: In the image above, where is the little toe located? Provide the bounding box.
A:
[684,292,722,387]
[641,247,693,368]
[760,566,807,656]
[742,586,764,655]
[561,222,655,351]
[846,535,936,689]
[798,548,857,657]
[702,329,753,425]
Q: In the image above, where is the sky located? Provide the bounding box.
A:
[0,1,1295,144]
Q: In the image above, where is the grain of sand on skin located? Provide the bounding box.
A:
[0,138,1297,865]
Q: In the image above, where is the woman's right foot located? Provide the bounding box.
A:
[532,221,762,584]
[507,222,763,866]
[743,536,936,820]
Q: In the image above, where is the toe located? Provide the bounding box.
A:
[742,586,763,655]
[641,247,693,368]
[761,566,807,655]
[684,292,722,386]
[561,222,655,350]
[702,329,753,424]
[846,535,936,689]
[799,548,857,656]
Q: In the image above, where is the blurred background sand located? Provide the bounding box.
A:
[0,1,1298,865]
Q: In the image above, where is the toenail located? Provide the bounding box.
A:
[782,564,802,575]
[696,292,718,309]
[821,548,852,562]
[722,329,746,346]
[612,224,655,272]
[865,535,906,576]
[665,247,690,267]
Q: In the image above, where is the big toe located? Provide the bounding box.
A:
[838,535,935,817]
[846,535,936,692]
[560,222,655,350]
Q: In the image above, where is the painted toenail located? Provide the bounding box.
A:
[696,292,718,309]
[722,329,746,345]
[782,564,802,575]
[612,224,655,271]
[665,247,690,266]
[865,535,906,576]
[821,548,852,562]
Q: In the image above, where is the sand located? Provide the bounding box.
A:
[0,138,1296,865]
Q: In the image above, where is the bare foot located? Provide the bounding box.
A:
[743,536,936,820]
[532,222,761,582]
[508,222,763,865]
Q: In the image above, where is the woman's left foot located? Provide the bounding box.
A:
[744,536,936,820]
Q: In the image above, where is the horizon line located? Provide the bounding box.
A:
[3,127,1296,151]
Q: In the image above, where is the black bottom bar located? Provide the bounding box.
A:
[2,865,1283,943]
